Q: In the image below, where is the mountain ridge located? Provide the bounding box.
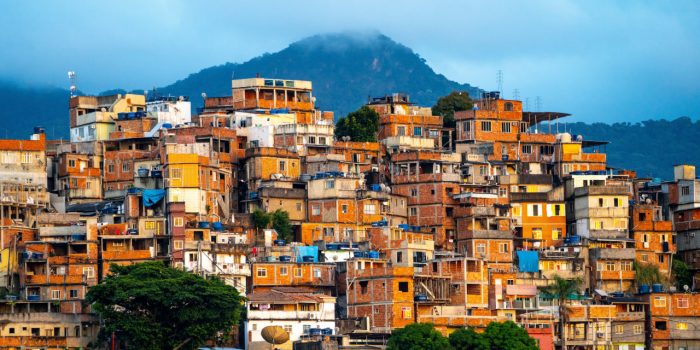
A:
[0,32,697,178]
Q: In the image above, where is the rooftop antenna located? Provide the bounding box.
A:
[535,96,542,112]
[67,71,77,97]
[512,89,520,101]
[497,70,503,95]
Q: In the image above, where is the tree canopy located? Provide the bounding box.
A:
[634,261,665,286]
[673,256,693,290]
[389,322,538,350]
[250,209,293,242]
[449,327,489,350]
[85,262,244,350]
[432,91,473,128]
[334,106,380,142]
[387,323,451,350]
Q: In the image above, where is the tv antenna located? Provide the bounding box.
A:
[497,70,503,94]
[67,71,77,97]
[513,89,520,101]
[535,96,542,112]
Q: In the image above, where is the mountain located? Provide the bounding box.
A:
[0,81,69,140]
[563,118,700,179]
[0,32,697,178]
[159,32,481,117]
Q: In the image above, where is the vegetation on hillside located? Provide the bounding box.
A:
[432,91,473,128]
[334,106,380,142]
[250,208,293,242]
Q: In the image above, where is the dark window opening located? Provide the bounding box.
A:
[398,281,409,292]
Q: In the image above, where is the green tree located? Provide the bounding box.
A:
[449,327,489,350]
[271,209,293,242]
[634,261,665,285]
[432,91,473,128]
[251,208,271,231]
[483,321,538,350]
[672,256,693,290]
[86,262,243,350]
[542,275,582,350]
[334,106,380,142]
[387,323,451,350]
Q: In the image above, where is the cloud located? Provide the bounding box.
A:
[0,0,699,122]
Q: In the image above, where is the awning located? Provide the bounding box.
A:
[142,189,166,207]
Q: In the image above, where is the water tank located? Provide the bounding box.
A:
[137,168,149,177]
[415,295,429,302]
[321,328,333,335]
[638,285,651,294]
[557,133,572,143]
[266,256,277,262]
[308,328,323,336]
[368,251,380,259]
[302,256,315,262]
[279,255,292,262]
[353,251,365,258]
[198,222,210,229]
[326,244,339,251]
[211,222,224,231]
[274,239,286,246]
[652,284,663,293]
[33,126,46,134]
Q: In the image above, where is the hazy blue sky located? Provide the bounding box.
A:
[1,0,699,122]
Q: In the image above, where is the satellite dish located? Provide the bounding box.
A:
[261,325,289,345]
[684,285,690,292]
[201,92,207,99]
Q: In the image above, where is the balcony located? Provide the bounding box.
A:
[590,248,636,260]
[499,299,539,310]
[214,263,251,276]
[382,136,436,150]
[247,309,334,321]
[587,207,628,217]
[392,172,461,184]
[24,274,87,285]
[615,311,644,321]
[596,270,635,281]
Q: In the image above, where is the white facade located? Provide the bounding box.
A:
[147,99,192,126]
[245,292,336,350]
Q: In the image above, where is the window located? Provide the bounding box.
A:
[83,267,94,279]
[107,164,115,173]
[51,290,60,300]
[614,198,620,207]
[658,254,665,263]
[69,289,79,299]
[279,267,288,276]
[308,136,316,144]
[256,268,267,277]
[655,321,667,330]
[521,145,532,154]
[520,122,528,133]
[641,253,649,262]
[325,180,335,189]
[122,162,130,172]
[174,240,183,250]
[621,261,633,271]
[599,198,604,207]
[171,168,182,180]
[21,152,33,164]
[398,281,409,292]
[477,243,486,255]
[463,121,471,132]
[360,281,368,294]
[678,297,689,308]
[501,122,511,133]
[313,268,321,278]
[614,325,623,334]
[174,217,184,227]
[283,325,293,333]
[654,296,666,307]
[413,127,422,136]
[188,253,198,262]
[481,121,492,132]
[606,261,616,271]
[341,204,348,214]
[531,204,540,217]
[69,159,76,167]
[296,203,302,211]
[303,325,311,334]
[318,137,326,145]
[676,322,688,330]
[552,228,562,240]
[633,325,642,334]
[8,328,14,334]
[554,204,562,216]
[410,188,418,196]
[279,160,286,172]
[294,268,303,277]
[410,207,417,216]
[682,186,690,196]
[397,251,403,263]
[312,204,320,216]
[504,102,514,111]
[532,228,543,240]
[401,307,412,319]
[498,243,509,253]
[364,204,376,215]
[397,126,406,136]
[145,221,156,230]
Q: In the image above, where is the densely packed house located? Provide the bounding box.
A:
[0,77,697,350]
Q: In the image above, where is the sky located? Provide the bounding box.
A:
[1,0,699,123]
